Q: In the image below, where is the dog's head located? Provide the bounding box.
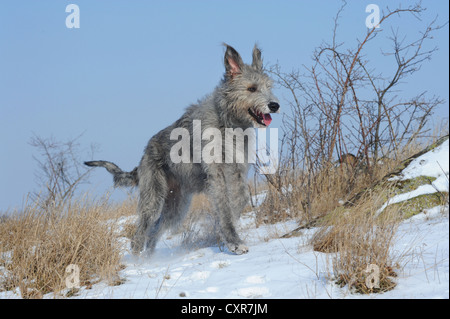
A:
[222,44,279,128]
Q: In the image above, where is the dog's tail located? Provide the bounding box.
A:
[84,160,139,188]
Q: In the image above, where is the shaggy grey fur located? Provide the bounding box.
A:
[85,44,279,256]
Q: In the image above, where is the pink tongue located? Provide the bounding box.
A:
[263,114,272,126]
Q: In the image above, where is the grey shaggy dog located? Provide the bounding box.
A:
[85,44,279,256]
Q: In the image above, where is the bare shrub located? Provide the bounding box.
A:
[29,134,97,210]
[255,2,445,226]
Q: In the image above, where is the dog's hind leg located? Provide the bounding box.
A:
[131,166,168,256]
[143,178,192,255]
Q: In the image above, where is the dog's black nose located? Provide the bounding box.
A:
[268,102,280,112]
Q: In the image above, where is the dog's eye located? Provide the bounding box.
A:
[247,86,257,93]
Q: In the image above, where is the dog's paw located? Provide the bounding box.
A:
[229,243,249,255]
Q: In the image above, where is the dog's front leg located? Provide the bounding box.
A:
[226,163,250,223]
[206,164,249,255]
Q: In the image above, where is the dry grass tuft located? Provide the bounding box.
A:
[310,190,402,294]
[0,196,127,298]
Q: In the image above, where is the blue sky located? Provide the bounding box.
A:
[0,1,448,211]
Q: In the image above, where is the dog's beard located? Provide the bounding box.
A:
[248,108,272,126]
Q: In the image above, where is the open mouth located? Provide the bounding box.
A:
[248,108,272,126]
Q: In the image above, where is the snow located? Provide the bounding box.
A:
[378,139,449,215]
[396,140,449,181]
[58,208,447,299]
[386,211,449,299]
[1,139,448,299]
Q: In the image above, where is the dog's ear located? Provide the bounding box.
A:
[252,45,263,71]
[224,44,244,79]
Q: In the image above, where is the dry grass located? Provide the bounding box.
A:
[255,135,430,227]
[256,162,384,226]
[0,196,127,298]
[310,189,402,294]
[252,140,432,294]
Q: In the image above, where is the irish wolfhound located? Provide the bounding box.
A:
[85,44,279,256]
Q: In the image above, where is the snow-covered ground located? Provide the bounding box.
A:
[70,209,448,299]
[1,139,448,299]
